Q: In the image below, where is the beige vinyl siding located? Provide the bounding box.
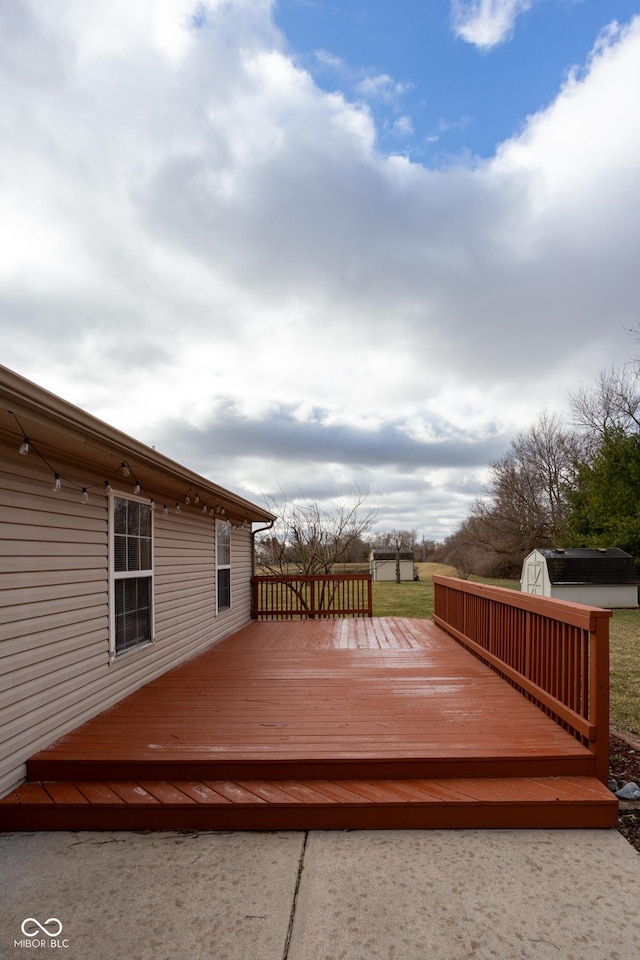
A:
[229,526,253,628]
[154,508,216,643]
[0,452,108,795]
[0,449,255,797]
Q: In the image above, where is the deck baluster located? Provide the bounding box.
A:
[433,575,612,783]
[251,574,373,619]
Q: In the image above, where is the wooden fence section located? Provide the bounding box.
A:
[432,575,612,782]
[252,574,373,620]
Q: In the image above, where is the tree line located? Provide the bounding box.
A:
[439,354,640,579]
[255,489,439,576]
[256,340,640,582]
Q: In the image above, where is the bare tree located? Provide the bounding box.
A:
[370,529,417,583]
[500,412,585,537]
[442,413,584,579]
[418,538,442,562]
[570,366,640,442]
[256,488,376,576]
[370,530,418,551]
[439,520,482,579]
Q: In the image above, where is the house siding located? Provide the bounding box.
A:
[0,448,254,797]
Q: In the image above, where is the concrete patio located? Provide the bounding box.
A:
[2,827,639,959]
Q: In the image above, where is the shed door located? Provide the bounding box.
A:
[527,560,544,595]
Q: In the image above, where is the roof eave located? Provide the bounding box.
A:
[0,364,275,524]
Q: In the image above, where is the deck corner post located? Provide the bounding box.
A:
[590,611,611,784]
[251,576,258,620]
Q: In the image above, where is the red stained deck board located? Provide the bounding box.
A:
[0,778,618,831]
[437,777,563,803]
[136,782,197,805]
[298,780,393,804]
[232,780,311,804]
[0,791,21,805]
[74,782,125,805]
[27,619,594,786]
[42,782,89,805]
[107,783,161,805]
[1,617,615,832]
[265,781,340,804]
[168,781,232,804]
[201,781,268,804]
[365,780,448,803]
[10,783,55,804]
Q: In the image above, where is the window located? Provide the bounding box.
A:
[110,495,153,656]
[216,520,231,612]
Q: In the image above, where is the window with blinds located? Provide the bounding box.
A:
[110,495,154,655]
[216,520,231,612]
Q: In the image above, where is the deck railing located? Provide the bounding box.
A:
[432,575,612,782]
[251,574,373,620]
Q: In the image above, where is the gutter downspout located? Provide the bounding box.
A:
[251,519,275,620]
[251,518,275,576]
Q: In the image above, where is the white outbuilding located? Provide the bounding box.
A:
[521,547,639,609]
[369,550,416,582]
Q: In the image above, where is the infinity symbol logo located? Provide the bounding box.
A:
[21,918,63,938]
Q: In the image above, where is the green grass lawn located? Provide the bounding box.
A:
[609,608,640,736]
[371,562,520,618]
[373,562,640,736]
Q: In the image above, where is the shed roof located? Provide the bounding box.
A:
[535,548,639,585]
[371,551,414,561]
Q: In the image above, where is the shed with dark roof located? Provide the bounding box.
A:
[521,547,639,608]
[369,550,416,582]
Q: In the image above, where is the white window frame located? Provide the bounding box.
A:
[216,520,231,614]
[108,492,155,661]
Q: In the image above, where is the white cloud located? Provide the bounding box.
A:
[451,0,536,50]
[355,74,412,103]
[1,3,640,536]
[391,115,414,137]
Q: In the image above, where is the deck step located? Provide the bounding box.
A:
[25,754,595,783]
[0,776,618,831]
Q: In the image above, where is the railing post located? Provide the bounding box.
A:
[590,612,610,784]
[251,577,258,619]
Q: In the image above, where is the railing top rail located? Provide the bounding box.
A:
[432,574,612,630]
[253,573,372,583]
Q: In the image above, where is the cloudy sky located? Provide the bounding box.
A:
[2,0,640,540]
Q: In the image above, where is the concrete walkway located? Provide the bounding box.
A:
[1,829,639,960]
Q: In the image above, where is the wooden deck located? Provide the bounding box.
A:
[0,617,617,830]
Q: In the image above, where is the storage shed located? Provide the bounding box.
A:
[369,550,416,582]
[521,547,639,608]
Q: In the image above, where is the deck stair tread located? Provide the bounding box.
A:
[0,776,618,830]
